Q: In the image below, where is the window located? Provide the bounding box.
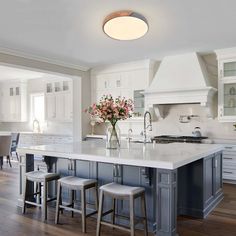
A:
[31,93,45,122]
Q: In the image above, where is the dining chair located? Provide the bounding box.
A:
[0,135,12,169]
[10,133,20,161]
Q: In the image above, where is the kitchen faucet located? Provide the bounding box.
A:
[127,128,133,142]
[33,118,41,133]
[143,111,152,143]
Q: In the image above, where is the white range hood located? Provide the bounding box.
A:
[144,52,217,119]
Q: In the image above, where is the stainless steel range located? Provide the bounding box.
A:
[152,135,208,144]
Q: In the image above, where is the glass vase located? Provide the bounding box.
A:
[106,123,121,149]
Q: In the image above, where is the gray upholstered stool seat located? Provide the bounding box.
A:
[97,182,148,236]
[25,170,60,182]
[55,176,98,233]
[22,170,60,221]
[59,176,97,189]
[100,182,145,197]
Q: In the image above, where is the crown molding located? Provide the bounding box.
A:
[0,46,90,72]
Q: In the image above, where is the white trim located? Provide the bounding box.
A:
[215,47,236,60]
[145,87,217,119]
[0,46,90,72]
[91,59,155,75]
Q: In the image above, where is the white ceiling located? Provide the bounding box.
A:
[0,0,236,68]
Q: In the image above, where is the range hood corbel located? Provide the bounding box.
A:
[144,52,217,119]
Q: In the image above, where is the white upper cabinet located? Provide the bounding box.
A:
[45,80,73,122]
[0,81,27,122]
[216,48,236,122]
[91,60,155,118]
[45,94,56,120]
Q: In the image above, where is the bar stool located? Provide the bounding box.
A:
[22,170,60,221]
[55,176,98,233]
[96,182,148,236]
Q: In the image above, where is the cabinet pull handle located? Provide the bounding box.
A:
[113,165,117,177]
[215,159,218,168]
[225,146,233,149]
[223,171,233,174]
[223,157,233,160]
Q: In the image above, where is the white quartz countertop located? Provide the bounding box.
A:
[0,131,72,136]
[17,141,223,170]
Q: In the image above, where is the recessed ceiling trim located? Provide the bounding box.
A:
[0,46,90,72]
[103,10,148,41]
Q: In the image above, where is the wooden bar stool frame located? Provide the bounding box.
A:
[22,173,60,221]
[96,188,148,236]
[55,180,99,233]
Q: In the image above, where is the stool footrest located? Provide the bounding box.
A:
[100,221,131,233]
[101,209,114,217]
[25,201,41,207]
[86,210,98,218]
[59,205,82,214]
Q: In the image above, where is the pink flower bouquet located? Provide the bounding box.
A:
[85,95,134,126]
[85,95,134,148]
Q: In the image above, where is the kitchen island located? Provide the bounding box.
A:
[17,141,223,236]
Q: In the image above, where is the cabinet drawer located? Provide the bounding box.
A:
[224,145,236,151]
[223,155,236,163]
[223,168,236,180]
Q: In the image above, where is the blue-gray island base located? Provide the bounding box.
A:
[17,141,223,236]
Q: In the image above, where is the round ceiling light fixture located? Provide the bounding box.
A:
[103,11,148,40]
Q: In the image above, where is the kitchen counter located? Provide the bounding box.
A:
[17,141,223,236]
[17,141,223,170]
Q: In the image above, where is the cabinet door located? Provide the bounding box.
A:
[97,163,115,221]
[9,96,16,121]
[118,166,155,225]
[214,153,223,195]
[55,93,64,121]
[45,95,56,120]
[109,74,122,89]
[64,92,73,121]
[95,75,109,90]
[121,89,133,100]
[221,60,236,78]
[204,155,214,206]
[14,96,21,121]
[220,82,236,119]
[131,70,149,90]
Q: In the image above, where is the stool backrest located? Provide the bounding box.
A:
[0,135,12,156]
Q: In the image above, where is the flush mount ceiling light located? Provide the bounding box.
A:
[103,11,148,40]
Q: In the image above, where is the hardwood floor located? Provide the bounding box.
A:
[0,162,236,236]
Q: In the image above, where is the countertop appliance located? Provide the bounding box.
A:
[152,135,208,144]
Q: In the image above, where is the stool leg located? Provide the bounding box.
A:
[130,196,135,236]
[70,190,75,218]
[141,194,148,236]
[81,187,86,233]
[22,177,27,214]
[39,183,42,204]
[43,180,48,221]
[96,190,104,236]
[112,198,116,225]
[55,181,61,224]
[94,183,99,211]
[7,156,12,168]
[16,152,19,161]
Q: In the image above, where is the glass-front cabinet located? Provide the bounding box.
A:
[218,58,236,122]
